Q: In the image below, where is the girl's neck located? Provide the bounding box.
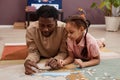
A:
[76,33,84,44]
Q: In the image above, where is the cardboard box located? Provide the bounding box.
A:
[13,22,26,29]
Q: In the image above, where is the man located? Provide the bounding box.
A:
[24,5,67,75]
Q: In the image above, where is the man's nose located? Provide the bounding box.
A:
[43,27,49,31]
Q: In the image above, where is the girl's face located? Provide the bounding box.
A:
[65,22,84,41]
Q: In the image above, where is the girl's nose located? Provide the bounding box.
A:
[67,33,71,37]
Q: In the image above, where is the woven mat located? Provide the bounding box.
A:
[0,62,88,80]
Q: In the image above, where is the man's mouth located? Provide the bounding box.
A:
[41,31,51,37]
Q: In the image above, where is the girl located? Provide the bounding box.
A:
[59,15,100,68]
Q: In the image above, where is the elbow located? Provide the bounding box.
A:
[96,55,101,65]
[97,58,101,65]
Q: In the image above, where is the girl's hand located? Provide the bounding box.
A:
[74,59,84,68]
[57,59,64,68]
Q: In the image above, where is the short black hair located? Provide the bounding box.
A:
[36,5,59,19]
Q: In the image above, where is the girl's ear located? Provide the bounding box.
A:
[80,26,85,31]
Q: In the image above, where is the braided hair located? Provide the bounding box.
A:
[66,15,91,61]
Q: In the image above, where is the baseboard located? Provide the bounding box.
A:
[90,24,105,27]
[5,43,26,46]
[0,25,13,28]
[0,24,106,28]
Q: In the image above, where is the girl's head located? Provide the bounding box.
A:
[78,8,86,20]
[65,15,89,41]
[66,15,91,59]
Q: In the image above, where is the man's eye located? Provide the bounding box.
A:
[47,24,53,27]
[39,24,44,26]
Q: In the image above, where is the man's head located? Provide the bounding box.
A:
[36,5,59,37]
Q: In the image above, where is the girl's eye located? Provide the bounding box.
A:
[70,31,73,34]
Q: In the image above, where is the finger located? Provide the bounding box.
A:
[25,71,31,75]
[26,65,36,72]
[25,68,36,75]
[45,59,51,66]
[51,63,60,69]
[57,63,63,68]
[25,67,36,75]
[49,63,57,69]
[46,58,57,66]
[49,59,57,66]
[57,60,63,67]
[29,61,39,69]
[25,62,34,72]
[74,61,79,65]
[24,60,37,75]
[32,63,40,70]
[45,58,53,66]
[49,62,58,69]
[60,60,64,65]
[46,58,58,69]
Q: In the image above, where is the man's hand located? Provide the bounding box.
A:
[45,58,62,69]
[24,59,39,75]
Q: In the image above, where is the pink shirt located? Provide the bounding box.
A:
[67,33,100,60]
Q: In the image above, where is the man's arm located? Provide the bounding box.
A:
[24,28,41,75]
[54,28,68,60]
[25,28,40,63]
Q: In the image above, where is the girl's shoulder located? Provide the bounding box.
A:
[86,33,97,44]
[86,33,96,41]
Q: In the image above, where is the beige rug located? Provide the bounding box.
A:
[100,48,120,59]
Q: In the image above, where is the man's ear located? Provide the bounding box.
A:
[55,19,57,26]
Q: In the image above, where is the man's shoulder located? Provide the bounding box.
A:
[57,21,66,27]
[27,21,39,30]
[56,21,66,32]
[56,25,66,33]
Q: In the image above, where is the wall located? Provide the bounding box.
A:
[0,0,105,25]
[62,0,105,24]
[0,0,27,25]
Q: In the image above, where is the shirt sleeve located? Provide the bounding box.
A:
[25,28,40,63]
[88,42,100,59]
[67,38,73,52]
[54,28,68,60]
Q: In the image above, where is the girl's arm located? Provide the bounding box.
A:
[80,42,101,68]
[62,51,74,66]
[82,55,100,67]
[75,55,100,68]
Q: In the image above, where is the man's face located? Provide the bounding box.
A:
[39,17,57,37]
